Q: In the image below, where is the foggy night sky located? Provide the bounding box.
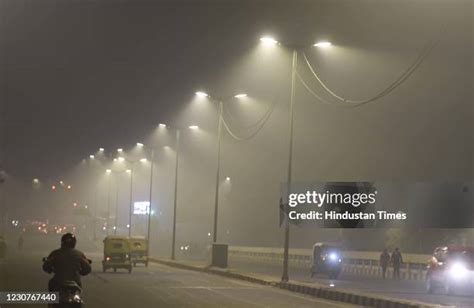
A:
[0,0,472,181]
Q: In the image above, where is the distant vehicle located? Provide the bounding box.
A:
[129,236,148,267]
[310,242,343,279]
[426,245,474,295]
[102,236,132,273]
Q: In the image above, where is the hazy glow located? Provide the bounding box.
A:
[67,185,72,190]
[136,142,144,147]
[106,169,112,173]
[140,158,147,163]
[314,41,332,48]
[126,169,132,173]
[113,158,117,162]
[188,125,199,130]
[260,36,278,45]
[117,148,123,152]
[89,155,95,159]
[225,177,231,181]
[195,91,209,98]
[234,93,247,98]
[33,178,39,184]
[118,157,125,162]
[158,123,167,128]
[99,148,105,152]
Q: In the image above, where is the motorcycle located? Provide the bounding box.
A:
[42,257,91,307]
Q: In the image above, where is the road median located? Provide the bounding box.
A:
[149,257,440,308]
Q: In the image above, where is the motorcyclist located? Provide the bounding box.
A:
[42,233,91,292]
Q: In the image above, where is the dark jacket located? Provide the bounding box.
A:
[42,247,91,286]
[391,251,403,266]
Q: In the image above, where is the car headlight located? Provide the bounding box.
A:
[449,262,469,279]
[329,253,338,262]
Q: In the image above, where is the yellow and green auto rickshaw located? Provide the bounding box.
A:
[129,236,148,267]
[102,236,132,273]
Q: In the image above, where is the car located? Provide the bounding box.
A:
[426,245,474,295]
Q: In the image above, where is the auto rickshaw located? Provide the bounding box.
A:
[129,236,148,267]
[102,236,132,273]
[310,242,343,279]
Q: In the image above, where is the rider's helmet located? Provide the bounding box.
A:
[61,233,77,249]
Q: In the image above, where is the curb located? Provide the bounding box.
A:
[149,258,439,308]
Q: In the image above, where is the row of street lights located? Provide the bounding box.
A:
[84,35,332,281]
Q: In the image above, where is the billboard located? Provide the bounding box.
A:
[133,201,150,215]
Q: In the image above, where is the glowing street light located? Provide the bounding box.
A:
[117,148,123,153]
[33,178,39,184]
[225,177,231,181]
[106,169,112,173]
[140,158,147,163]
[136,142,144,147]
[158,123,167,128]
[260,36,279,45]
[195,91,209,98]
[117,157,125,162]
[259,35,332,283]
[126,169,132,173]
[67,185,72,190]
[89,155,95,159]
[188,125,199,130]
[234,93,248,98]
[313,41,332,48]
[99,148,105,152]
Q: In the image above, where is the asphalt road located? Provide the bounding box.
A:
[227,257,474,308]
[0,235,357,308]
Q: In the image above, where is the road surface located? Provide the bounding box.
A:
[227,257,474,308]
[0,235,356,308]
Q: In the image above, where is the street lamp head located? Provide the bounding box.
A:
[195,91,209,98]
[234,93,247,98]
[106,169,112,173]
[126,169,131,173]
[225,177,231,181]
[99,147,105,152]
[140,158,147,163]
[33,178,39,184]
[89,155,95,159]
[314,41,332,48]
[260,36,279,45]
[117,148,123,152]
[117,157,125,162]
[188,125,199,130]
[136,142,144,147]
[158,123,167,128]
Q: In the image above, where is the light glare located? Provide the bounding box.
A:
[260,36,278,45]
[234,93,247,98]
[314,41,332,48]
[188,125,199,130]
[195,91,209,98]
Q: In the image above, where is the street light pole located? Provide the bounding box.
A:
[146,148,155,258]
[171,129,180,260]
[282,49,298,282]
[212,101,223,244]
[114,176,119,235]
[106,174,111,236]
[128,166,134,237]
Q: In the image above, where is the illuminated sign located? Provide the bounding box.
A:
[133,201,150,215]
